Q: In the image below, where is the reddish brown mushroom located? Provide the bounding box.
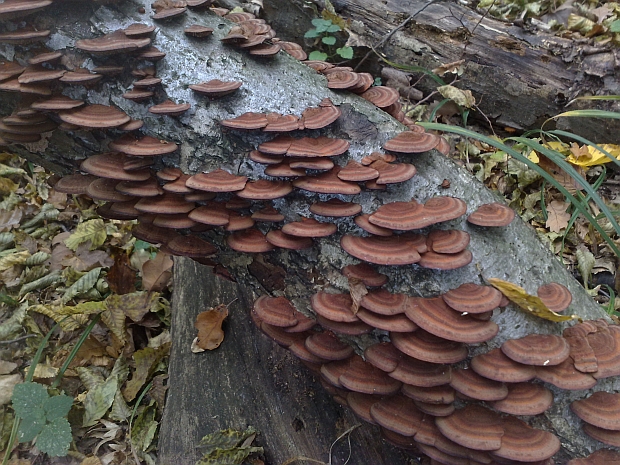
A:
[360,289,408,315]
[166,235,217,257]
[311,292,358,323]
[360,86,400,108]
[227,228,274,253]
[190,79,242,97]
[442,283,503,314]
[341,263,388,287]
[537,282,572,312]
[76,30,151,55]
[60,104,130,129]
[467,202,516,227]
[221,112,268,130]
[384,131,441,154]
[567,449,620,465]
[391,330,468,365]
[470,348,536,383]
[109,134,178,157]
[490,382,553,416]
[253,296,299,328]
[186,169,248,192]
[80,153,150,181]
[449,368,508,401]
[501,334,570,366]
[426,230,470,255]
[340,234,421,265]
[282,218,337,238]
[435,405,503,451]
[293,167,360,195]
[571,391,620,431]
[369,394,424,436]
[305,331,354,360]
[310,199,362,218]
[265,230,313,250]
[149,100,191,116]
[236,179,292,200]
[492,417,560,462]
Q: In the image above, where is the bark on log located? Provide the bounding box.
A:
[265,0,620,143]
[0,1,616,464]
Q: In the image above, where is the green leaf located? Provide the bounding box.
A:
[17,411,45,442]
[326,24,341,32]
[311,18,332,31]
[82,375,118,427]
[198,427,258,453]
[610,19,620,32]
[12,382,48,420]
[43,395,73,421]
[303,29,320,38]
[61,267,102,304]
[321,35,336,45]
[36,417,72,457]
[308,50,328,61]
[336,46,354,59]
[64,219,107,251]
[196,447,263,465]
[131,402,158,452]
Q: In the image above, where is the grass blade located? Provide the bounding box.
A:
[546,129,620,169]
[418,122,620,257]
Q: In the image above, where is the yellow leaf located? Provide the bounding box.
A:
[28,304,88,331]
[0,250,30,272]
[487,278,579,322]
[64,219,107,251]
[566,143,620,167]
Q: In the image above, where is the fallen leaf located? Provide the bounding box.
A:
[437,85,476,108]
[123,343,171,401]
[141,252,173,292]
[348,277,367,314]
[106,252,136,295]
[194,304,229,351]
[61,242,113,272]
[107,291,160,323]
[65,219,107,251]
[538,155,583,194]
[488,278,578,322]
[433,59,465,76]
[546,200,571,233]
[0,373,22,406]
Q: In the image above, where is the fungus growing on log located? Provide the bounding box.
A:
[467,202,516,227]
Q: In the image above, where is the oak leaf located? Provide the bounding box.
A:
[141,252,173,292]
[194,304,229,351]
[545,200,570,233]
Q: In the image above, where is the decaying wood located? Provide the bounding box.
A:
[0,1,616,464]
[267,0,620,142]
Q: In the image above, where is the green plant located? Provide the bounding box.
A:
[10,383,73,457]
[304,18,353,61]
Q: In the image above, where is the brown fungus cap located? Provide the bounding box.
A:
[467,202,516,227]
[299,100,341,129]
[311,292,358,323]
[360,86,400,108]
[405,297,499,344]
[568,449,620,465]
[236,179,292,200]
[418,250,473,271]
[316,315,372,336]
[490,382,553,416]
[349,72,373,93]
[258,135,295,154]
[571,391,620,430]
[0,61,25,80]
[134,193,195,214]
[224,211,254,231]
[152,7,187,20]
[123,89,154,102]
[60,104,130,129]
[369,394,423,436]
[427,230,470,255]
[162,175,193,194]
[384,131,441,154]
[535,356,597,390]
[222,112,268,130]
[588,323,620,379]
[326,70,361,89]
[361,289,408,315]
[110,134,178,157]
[166,235,216,257]
[442,283,502,314]
[402,383,455,405]
[356,309,417,333]
[186,169,248,193]
[18,65,65,84]
[339,356,403,395]
[391,330,468,365]
[583,423,620,447]
[537,282,572,312]
[364,342,403,373]
[76,30,151,55]
[53,174,97,195]
[492,417,560,462]
[132,223,179,245]
[354,214,393,237]
[184,25,214,38]
[305,331,354,360]
[249,43,282,57]
[361,152,397,165]
[265,230,312,250]
[337,160,379,182]
[435,405,503,451]
[251,205,285,223]
[288,158,334,170]
[342,263,387,287]
[293,167,360,195]
[116,177,163,197]
[149,100,190,116]
[367,201,425,231]
[227,228,274,253]
[282,218,337,238]
[30,95,84,111]
[346,392,380,424]
[124,23,156,37]
[86,178,133,202]
[59,69,102,85]
[263,113,299,132]
[0,28,50,44]
[249,150,283,165]
[286,136,349,158]
[190,79,242,97]
[80,153,150,181]
[0,0,52,20]
[310,199,362,217]
[449,368,508,402]
[278,41,308,61]
[372,161,417,185]
[340,234,420,266]
[470,348,536,383]
[253,295,298,328]
[501,334,570,366]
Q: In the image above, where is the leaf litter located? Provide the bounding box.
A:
[0,152,174,465]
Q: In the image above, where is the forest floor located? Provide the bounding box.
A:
[1,1,620,465]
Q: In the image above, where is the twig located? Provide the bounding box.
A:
[462,0,496,57]
[354,0,440,71]
[0,334,37,345]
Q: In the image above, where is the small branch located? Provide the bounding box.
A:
[354,0,440,71]
[0,334,37,345]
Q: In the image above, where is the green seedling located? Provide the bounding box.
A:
[304,18,353,61]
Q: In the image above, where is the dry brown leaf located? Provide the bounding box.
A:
[142,252,173,292]
[61,242,113,272]
[194,304,229,351]
[106,252,136,295]
[348,277,367,314]
[0,208,23,231]
[546,200,571,233]
[538,155,584,194]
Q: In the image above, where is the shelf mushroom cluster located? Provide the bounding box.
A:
[2,2,617,464]
[253,267,620,464]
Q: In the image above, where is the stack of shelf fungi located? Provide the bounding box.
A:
[1,1,619,464]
